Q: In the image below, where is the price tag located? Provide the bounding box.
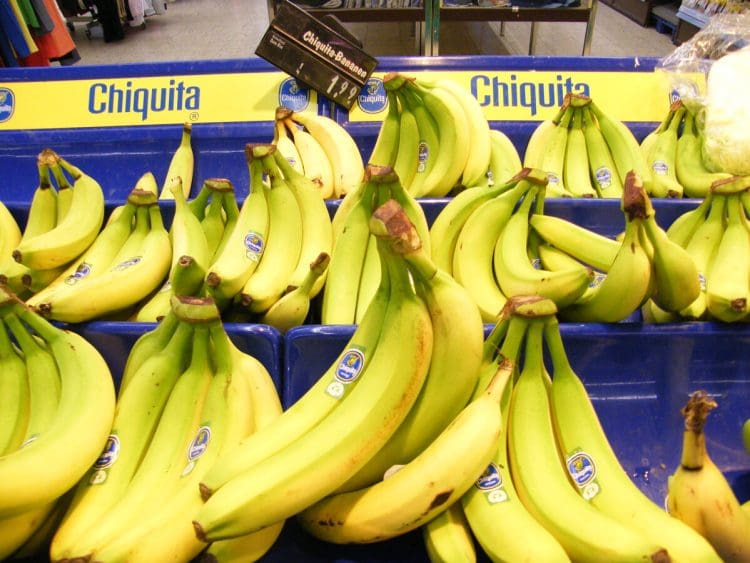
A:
[255,1,378,110]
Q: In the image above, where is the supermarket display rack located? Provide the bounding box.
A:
[1,53,750,562]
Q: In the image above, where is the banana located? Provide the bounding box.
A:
[402,77,470,197]
[0,317,28,456]
[644,102,685,199]
[260,251,330,333]
[5,491,71,560]
[289,110,364,198]
[391,91,420,191]
[271,148,333,296]
[205,147,269,303]
[368,89,401,168]
[62,323,215,560]
[199,242,392,495]
[669,204,720,316]
[25,200,137,309]
[536,106,574,197]
[398,85,441,196]
[282,114,335,200]
[667,391,750,562]
[424,77,491,189]
[159,122,194,200]
[48,153,74,225]
[665,192,713,247]
[0,301,115,518]
[49,320,195,560]
[33,202,171,323]
[488,128,523,186]
[676,109,733,198]
[528,213,619,272]
[544,316,722,562]
[588,98,652,187]
[523,118,557,170]
[564,107,598,197]
[169,175,211,273]
[3,313,60,447]
[297,348,507,544]
[320,167,378,324]
[559,174,653,323]
[0,501,58,560]
[538,242,607,303]
[428,172,522,275]
[240,147,304,314]
[131,254,206,323]
[21,151,58,241]
[337,210,483,492]
[12,157,104,270]
[582,105,624,199]
[508,319,670,563]
[494,186,594,308]
[201,189,227,261]
[86,322,255,563]
[272,115,305,177]
[193,231,433,542]
[640,198,701,312]
[452,178,533,322]
[423,502,476,563]
[462,318,570,563]
[705,193,750,322]
[201,523,285,563]
[118,311,180,392]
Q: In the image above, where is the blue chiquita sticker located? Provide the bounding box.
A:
[567,450,600,500]
[112,256,142,271]
[476,462,502,490]
[0,88,14,123]
[278,78,310,112]
[89,434,120,484]
[187,426,211,462]
[65,262,92,285]
[244,231,264,261]
[357,77,387,114]
[335,348,365,383]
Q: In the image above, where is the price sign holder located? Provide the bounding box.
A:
[255,0,378,110]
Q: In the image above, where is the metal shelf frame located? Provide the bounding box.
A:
[265,1,597,56]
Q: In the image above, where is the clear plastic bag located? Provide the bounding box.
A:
[656,13,750,175]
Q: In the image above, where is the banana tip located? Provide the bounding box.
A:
[193,520,209,543]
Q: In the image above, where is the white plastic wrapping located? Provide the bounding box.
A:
[656,13,750,175]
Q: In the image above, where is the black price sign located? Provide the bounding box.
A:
[255,1,378,110]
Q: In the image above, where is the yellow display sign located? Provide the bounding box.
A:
[0,72,318,131]
[350,70,702,123]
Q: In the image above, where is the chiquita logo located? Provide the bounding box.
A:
[567,451,596,487]
[93,435,120,469]
[475,462,502,490]
[0,88,14,123]
[278,78,310,112]
[357,77,387,114]
[187,426,211,462]
[335,349,365,383]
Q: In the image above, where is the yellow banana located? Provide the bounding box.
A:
[159,122,194,200]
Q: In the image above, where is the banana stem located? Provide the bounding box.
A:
[542,315,574,375]
[208,322,233,377]
[679,390,717,470]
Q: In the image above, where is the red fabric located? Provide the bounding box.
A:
[20,48,50,66]
[34,0,76,60]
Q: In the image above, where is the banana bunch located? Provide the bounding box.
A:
[511,171,699,323]
[25,173,171,324]
[192,198,488,545]
[50,294,283,563]
[0,149,105,300]
[321,163,429,324]
[644,177,750,323]
[429,166,599,323]
[436,296,720,562]
[667,390,750,562]
[272,106,364,200]
[525,93,650,199]
[367,72,519,197]
[0,285,116,560]
[641,101,733,199]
